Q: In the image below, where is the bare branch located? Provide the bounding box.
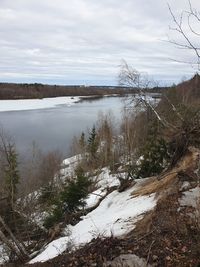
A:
[0,215,29,261]
[168,1,200,69]
[162,94,184,122]
[118,60,177,130]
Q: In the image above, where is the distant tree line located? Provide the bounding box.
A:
[0,82,166,100]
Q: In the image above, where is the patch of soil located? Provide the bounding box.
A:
[129,192,200,267]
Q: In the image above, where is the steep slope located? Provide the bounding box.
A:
[29,177,157,263]
[26,146,200,267]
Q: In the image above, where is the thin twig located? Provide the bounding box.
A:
[146,240,155,266]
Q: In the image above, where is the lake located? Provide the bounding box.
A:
[0,96,125,159]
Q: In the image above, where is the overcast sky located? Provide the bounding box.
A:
[0,0,200,86]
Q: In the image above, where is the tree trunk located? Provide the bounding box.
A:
[0,215,29,262]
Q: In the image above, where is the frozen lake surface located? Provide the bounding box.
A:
[0,96,79,112]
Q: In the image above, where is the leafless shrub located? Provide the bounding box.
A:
[19,147,63,197]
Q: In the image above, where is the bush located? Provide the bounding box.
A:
[43,205,63,229]
[39,184,57,205]
[61,166,91,212]
[43,167,91,228]
[130,137,170,179]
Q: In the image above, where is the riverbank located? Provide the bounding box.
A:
[0,83,138,100]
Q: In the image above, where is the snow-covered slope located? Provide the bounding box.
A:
[29,178,156,263]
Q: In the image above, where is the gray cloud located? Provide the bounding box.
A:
[0,0,200,85]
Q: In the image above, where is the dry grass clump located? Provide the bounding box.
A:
[132,146,200,198]
[131,172,178,197]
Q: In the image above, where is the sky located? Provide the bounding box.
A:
[0,0,200,86]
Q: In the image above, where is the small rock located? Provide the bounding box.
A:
[152,255,158,261]
[181,246,187,252]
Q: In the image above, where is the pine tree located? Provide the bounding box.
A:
[79,132,86,151]
[137,137,169,178]
[88,126,99,158]
[4,143,20,214]
[61,166,91,212]
[44,167,91,228]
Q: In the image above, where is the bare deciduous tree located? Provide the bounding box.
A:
[118,60,176,129]
[168,0,200,69]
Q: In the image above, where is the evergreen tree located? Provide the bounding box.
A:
[44,166,91,228]
[79,132,86,151]
[88,126,99,158]
[136,137,169,178]
[4,143,20,213]
[61,166,91,212]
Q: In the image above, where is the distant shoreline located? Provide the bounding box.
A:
[0,82,167,100]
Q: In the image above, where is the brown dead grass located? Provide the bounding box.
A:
[175,146,200,171]
[132,171,178,197]
[132,146,200,198]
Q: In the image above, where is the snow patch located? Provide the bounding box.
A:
[180,181,191,191]
[62,154,82,167]
[60,154,82,178]
[0,243,9,265]
[95,168,120,189]
[29,185,156,263]
[85,168,120,209]
[85,188,107,209]
[179,186,200,208]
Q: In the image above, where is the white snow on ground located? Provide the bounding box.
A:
[61,155,82,171]
[60,164,121,210]
[62,154,82,167]
[179,186,200,208]
[0,96,80,112]
[29,183,156,264]
[30,211,49,229]
[0,243,9,265]
[180,181,191,191]
[60,154,82,178]
[85,168,122,208]
[95,168,121,189]
[85,188,107,209]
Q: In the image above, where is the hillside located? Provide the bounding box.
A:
[176,74,200,103]
[0,75,199,267]
[3,147,199,267]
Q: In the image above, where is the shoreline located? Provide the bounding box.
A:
[0,94,126,113]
